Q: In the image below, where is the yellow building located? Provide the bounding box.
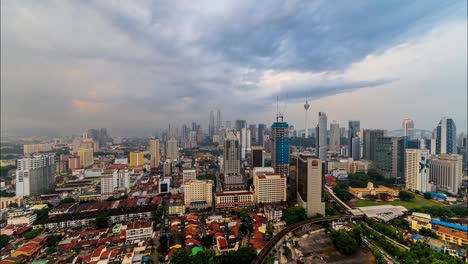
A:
[77,147,94,168]
[168,204,185,216]
[348,182,399,199]
[408,212,432,231]
[434,225,468,246]
[184,180,213,208]
[150,138,160,169]
[129,151,145,167]
[254,173,287,204]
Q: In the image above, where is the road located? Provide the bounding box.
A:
[251,215,360,264]
[361,234,397,264]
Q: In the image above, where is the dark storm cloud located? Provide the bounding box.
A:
[0,0,465,134]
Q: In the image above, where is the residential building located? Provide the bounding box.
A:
[251,146,264,168]
[402,118,415,139]
[272,121,290,175]
[183,169,197,182]
[150,137,160,169]
[126,221,153,241]
[408,212,432,231]
[251,167,274,177]
[429,154,463,195]
[224,132,241,174]
[129,151,144,167]
[184,180,213,209]
[294,154,325,217]
[432,219,468,246]
[166,137,178,160]
[168,204,185,216]
[253,173,287,204]
[435,117,457,154]
[78,147,94,168]
[316,112,328,161]
[7,210,37,225]
[16,154,55,197]
[405,149,430,193]
[329,122,340,153]
[23,143,52,155]
[0,197,23,209]
[348,121,360,158]
[101,168,130,194]
[215,190,255,210]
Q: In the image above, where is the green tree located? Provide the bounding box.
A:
[398,191,415,201]
[94,212,109,228]
[348,172,369,188]
[423,192,432,199]
[333,184,352,201]
[158,236,168,254]
[45,246,57,254]
[0,234,11,247]
[283,206,307,226]
[419,228,438,238]
[24,228,43,240]
[8,202,18,208]
[170,249,190,264]
[330,230,358,255]
[266,223,274,241]
[45,234,63,247]
[201,235,213,248]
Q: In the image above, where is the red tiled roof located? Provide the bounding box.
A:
[216,237,228,248]
[91,245,106,259]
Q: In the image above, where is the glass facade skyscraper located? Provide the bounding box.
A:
[272,121,290,175]
[436,117,457,154]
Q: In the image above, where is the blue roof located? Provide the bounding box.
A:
[427,192,446,200]
[431,219,468,232]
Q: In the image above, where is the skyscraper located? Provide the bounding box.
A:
[348,121,360,158]
[216,109,222,134]
[435,117,457,154]
[209,110,215,137]
[258,124,266,147]
[272,121,290,175]
[249,124,257,145]
[251,146,264,168]
[316,112,328,161]
[150,137,160,170]
[292,154,325,217]
[362,129,385,161]
[78,147,94,168]
[166,137,178,160]
[304,100,310,138]
[129,151,144,167]
[329,121,340,153]
[235,120,247,132]
[405,149,430,193]
[402,118,415,139]
[351,137,361,160]
[224,132,241,174]
[16,154,55,197]
[429,154,463,195]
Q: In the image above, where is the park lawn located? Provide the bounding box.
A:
[353,195,442,209]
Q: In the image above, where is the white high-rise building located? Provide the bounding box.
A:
[402,118,415,139]
[329,121,340,152]
[241,128,248,159]
[316,112,328,161]
[16,154,55,197]
[166,137,178,160]
[429,154,463,195]
[254,173,287,204]
[405,149,430,193]
[246,128,251,152]
[224,132,241,174]
[101,168,131,194]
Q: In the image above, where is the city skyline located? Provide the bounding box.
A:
[1,1,467,136]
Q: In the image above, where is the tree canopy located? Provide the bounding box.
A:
[348,172,369,188]
[283,206,307,226]
[398,191,415,202]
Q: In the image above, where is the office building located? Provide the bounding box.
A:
[224,132,241,174]
[294,154,325,217]
[348,121,360,158]
[329,122,340,152]
[251,146,264,168]
[235,120,247,132]
[405,149,430,193]
[159,178,171,194]
[351,137,361,160]
[429,154,463,195]
[183,169,197,182]
[374,137,408,179]
[68,155,81,170]
[254,173,287,204]
[166,137,178,160]
[184,180,213,209]
[129,151,144,167]
[272,121,290,175]
[78,147,94,168]
[16,154,55,197]
[215,190,255,210]
[316,112,328,161]
[150,138,160,169]
[209,110,215,137]
[216,109,222,134]
[249,124,257,145]
[23,144,52,155]
[435,117,457,154]
[258,124,266,147]
[362,129,385,161]
[402,118,415,139]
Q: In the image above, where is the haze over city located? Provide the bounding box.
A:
[1,0,467,136]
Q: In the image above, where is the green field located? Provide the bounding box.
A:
[353,195,442,209]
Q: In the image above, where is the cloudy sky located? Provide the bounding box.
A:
[1,0,467,136]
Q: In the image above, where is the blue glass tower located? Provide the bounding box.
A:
[272,121,290,175]
[436,118,457,154]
